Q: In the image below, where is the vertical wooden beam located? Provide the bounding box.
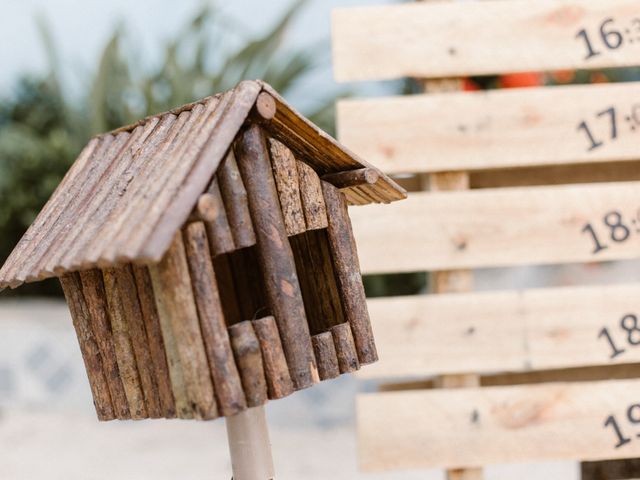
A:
[102,267,148,419]
[253,315,294,400]
[203,177,235,256]
[417,1,478,474]
[131,264,176,418]
[298,161,328,230]
[312,332,340,380]
[269,138,306,236]
[331,322,360,374]
[60,272,115,421]
[107,265,163,418]
[148,233,218,420]
[183,221,247,416]
[218,151,256,249]
[321,181,377,365]
[79,269,130,419]
[234,124,318,390]
[229,320,268,407]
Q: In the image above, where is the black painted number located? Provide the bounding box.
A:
[576,17,638,61]
[598,313,640,359]
[604,404,640,449]
[582,210,638,255]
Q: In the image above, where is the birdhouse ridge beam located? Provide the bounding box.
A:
[234,124,319,390]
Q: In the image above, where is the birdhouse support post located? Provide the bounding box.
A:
[226,405,275,480]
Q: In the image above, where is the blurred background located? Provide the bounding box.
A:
[1,0,639,479]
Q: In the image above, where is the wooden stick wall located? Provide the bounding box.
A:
[59,126,375,421]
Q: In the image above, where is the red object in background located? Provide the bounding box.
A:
[498,72,544,88]
[462,78,481,91]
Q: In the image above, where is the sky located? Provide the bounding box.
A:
[0,0,392,108]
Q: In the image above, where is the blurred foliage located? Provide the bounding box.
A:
[0,0,339,296]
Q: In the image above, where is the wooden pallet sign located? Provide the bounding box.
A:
[332,0,640,478]
[338,82,640,174]
[0,80,406,421]
[333,0,640,81]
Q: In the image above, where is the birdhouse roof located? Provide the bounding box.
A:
[0,80,405,290]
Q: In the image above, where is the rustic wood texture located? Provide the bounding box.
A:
[102,267,148,419]
[363,283,640,379]
[131,264,176,418]
[60,273,115,421]
[322,181,377,365]
[0,81,406,290]
[338,82,640,174]
[0,82,260,289]
[357,379,640,471]
[148,233,218,420]
[269,139,306,236]
[297,161,328,230]
[203,177,235,256]
[229,321,268,408]
[322,168,379,190]
[332,0,640,82]
[351,181,640,273]
[111,265,163,418]
[218,151,256,249]
[582,459,640,480]
[183,222,247,416]
[252,316,295,400]
[312,332,341,380]
[149,264,193,419]
[79,269,130,419]
[234,124,318,390]
[258,82,406,206]
[188,193,220,223]
[331,323,360,374]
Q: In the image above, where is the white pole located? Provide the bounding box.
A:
[225,405,275,480]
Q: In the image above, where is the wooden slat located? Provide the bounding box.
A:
[338,82,640,174]
[332,0,640,82]
[351,181,640,273]
[357,379,640,471]
[363,283,640,379]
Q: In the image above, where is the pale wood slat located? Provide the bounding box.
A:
[357,379,640,471]
[362,283,640,379]
[351,181,640,273]
[333,0,640,82]
[338,82,640,174]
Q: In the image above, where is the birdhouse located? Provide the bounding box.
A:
[0,80,406,421]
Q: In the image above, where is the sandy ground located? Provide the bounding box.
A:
[0,299,586,479]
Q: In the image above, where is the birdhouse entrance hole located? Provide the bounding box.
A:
[211,228,346,337]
